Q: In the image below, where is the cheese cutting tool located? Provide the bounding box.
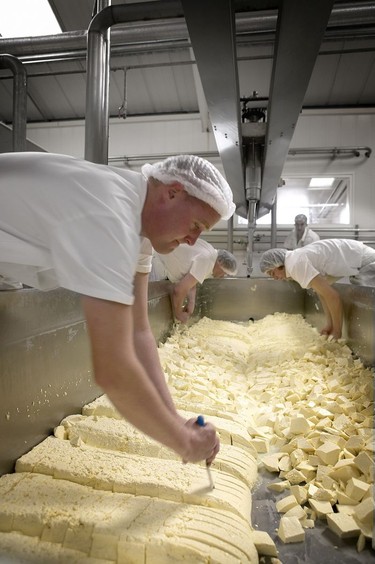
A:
[196,415,215,490]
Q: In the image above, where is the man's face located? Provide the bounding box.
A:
[146,189,221,254]
[266,266,286,280]
[212,262,226,278]
[295,219,306,235]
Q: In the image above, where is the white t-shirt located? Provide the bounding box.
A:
[156,238,218,284]
[284,226,320,250]
[285,239,367,288]
[0,152,152,304]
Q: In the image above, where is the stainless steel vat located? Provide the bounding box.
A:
[1,278,374,476]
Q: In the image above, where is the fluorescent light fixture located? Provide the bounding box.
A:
[0,0,61,39]
[309,177,335,188]
[307,203,341,207]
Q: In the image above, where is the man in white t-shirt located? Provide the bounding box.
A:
[0,152,236,466]
[284,214,320,250]
[259,239,375,339]
[154,239,238,322]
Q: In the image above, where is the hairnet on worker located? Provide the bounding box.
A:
[217,249,238,275]
[142,155,235,220]
[259,248,287,273]
[295,214,307,223]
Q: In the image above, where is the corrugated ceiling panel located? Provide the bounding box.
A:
[0,2,375,125]
[329,51,375,105]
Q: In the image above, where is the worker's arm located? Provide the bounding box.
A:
[81,293,219,463]
[309,274,343,339]
[171,272,198,322]
[132,271,181,417]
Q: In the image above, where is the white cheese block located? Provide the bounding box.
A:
[16,437,252,522]
[326,513,361,539]
[353,497,375,524]
[251,530,278,557]
[275,495,298,513]
[315,441,341,466]
[0,473,258,563]
[346,477,370,502]
[308,499,333,519]
[277,516,305,543]
[56,415,259,488]
[0,531,112,564]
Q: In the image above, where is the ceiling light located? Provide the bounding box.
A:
[0,0,61,39]
[309,177,335,188]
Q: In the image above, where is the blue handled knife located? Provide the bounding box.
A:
[196,415,215,490]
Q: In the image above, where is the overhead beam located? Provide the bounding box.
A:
[181,0,246,217]
[259,0,335,217]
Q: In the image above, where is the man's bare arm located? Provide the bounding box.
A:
[309,274,343,339]
[81,294,219,463]
[132,272,181,417]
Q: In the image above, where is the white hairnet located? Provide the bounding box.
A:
[141,155,235,220]
[259,248,287,273]
[295,214,307,223]
[217,249,238,275]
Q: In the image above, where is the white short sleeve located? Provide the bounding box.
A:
[285,253,319,289]
[137,237,153,273]
[51,213,139,304]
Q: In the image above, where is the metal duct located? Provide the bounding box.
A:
[84,0,184,164]
[0,55,27,152]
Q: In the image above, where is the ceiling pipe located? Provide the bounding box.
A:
[84,0,184,164]
[107,145,371,165]
[288,146,372,158]
[0,54,27,151]
[85,0,111,164]
[0,2,374,61]
[2,46,375,82]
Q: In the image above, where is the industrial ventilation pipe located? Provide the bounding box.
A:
[0,54,27,151]
[84,0,182,164]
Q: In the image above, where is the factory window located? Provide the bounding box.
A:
[237,175,351,226]
[0,0,61,38]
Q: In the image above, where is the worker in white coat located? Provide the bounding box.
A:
[155,239,238,323]
[260,239,375,340]
[0,152,236,465]
[284,213,320,249]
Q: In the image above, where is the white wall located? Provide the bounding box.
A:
[27,108,375,230]
[287,109,375,229]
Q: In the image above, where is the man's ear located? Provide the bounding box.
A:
[167,182,185,199]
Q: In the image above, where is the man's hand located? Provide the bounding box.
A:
[320,326,341,340]
[171,274,198,323]
[180,418,220,465]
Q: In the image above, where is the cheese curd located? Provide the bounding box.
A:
[0,313,373,560]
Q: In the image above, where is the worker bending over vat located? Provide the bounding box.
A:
[260,238,375,340]
[0,152,236,465]
[154,239,238,322]
[284,213,320,249]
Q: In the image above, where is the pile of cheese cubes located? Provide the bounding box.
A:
[159,314,374,551]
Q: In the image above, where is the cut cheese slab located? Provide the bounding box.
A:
[0,473,258,563]
[277,516,305,543]
[83,393,245,425]
[16,437,252,522]
[0,531,112,564]
[56,413,257,487]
